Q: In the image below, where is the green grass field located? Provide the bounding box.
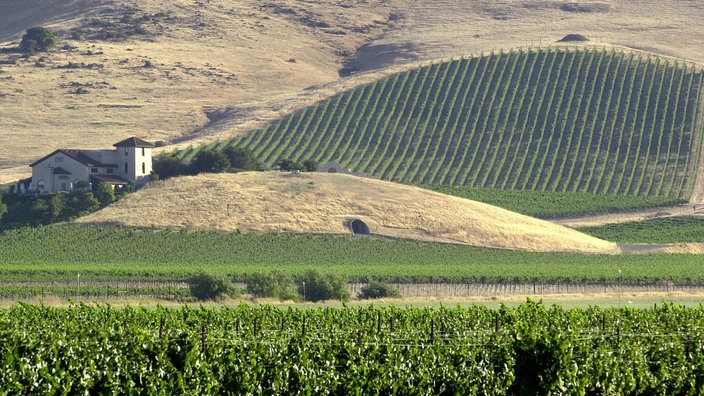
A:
[3,225,704,287]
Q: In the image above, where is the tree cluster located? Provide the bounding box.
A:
[244,269,349,302]
[275,158,318,172]
[20,27,57,53]
[0,182,121,230]
[153,147,320,180]
[188,272,239,301]
[153,146,266,180]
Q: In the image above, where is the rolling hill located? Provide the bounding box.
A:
[3,1,704,250]
[74,172,618,253]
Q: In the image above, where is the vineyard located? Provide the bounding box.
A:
[2,302,704,394]
[177,47,704,199]
[578,217,704,244]
[426,186,685,218]
[4,225,704,289]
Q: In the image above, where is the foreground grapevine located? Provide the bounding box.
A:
[1,302,704,394]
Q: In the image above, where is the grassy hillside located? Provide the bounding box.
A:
[196,48,704,199]
[0,0,392,178]
[4,1,704,187]
[74,172,617,253]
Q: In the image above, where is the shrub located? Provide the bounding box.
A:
[298,269,350,302]
[188,272,236,301]
[359,281,401,299]
[247,270,300,301]
[152,154,190,180]
[95,182,116,206]
[74,180,90,192]
[222,146,264,172]
[302,159,318,172]
[20,27,57,53]
[190,149,230,174]
[276,158,303,172]
[0,195,6,219]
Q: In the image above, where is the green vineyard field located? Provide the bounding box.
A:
[3,302,704,394]
[426,186,684,217]
[578,217,704,244]
[4,225,704,286]
[181,47,704,199]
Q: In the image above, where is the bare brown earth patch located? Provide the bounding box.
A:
[74,172,617,253]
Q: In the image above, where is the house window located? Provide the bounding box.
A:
[107,168,114,174]
[124,162,128,174]
[142,147,145,156]
[125,148,129,156]
[58,175,69,180]
[55,156,64,162]
[91,167,98,173]
[142,162,146,174]
[61,183,66,190]
[38,180,44,189]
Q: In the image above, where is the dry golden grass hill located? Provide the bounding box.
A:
[2,1,704,185]
[74,172,618,254]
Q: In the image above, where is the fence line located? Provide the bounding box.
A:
[349,282,704,298]
[1,281,703,301]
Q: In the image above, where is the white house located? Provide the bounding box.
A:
[29,137,154,193]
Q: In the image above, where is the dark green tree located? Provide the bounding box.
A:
[298,269,350,302]
[190,149,230,174]
[247,270,300,301]
[276,158,303,172]
[152,154,190,180]
[302,159,319,172]
[74,180,90,192]
[95,182,117,206]
[20,27,57,53]
[26,198,50,223]
[74,192,100,214]
[48,192,67,219]
[188,272,237,301]
[0,195,7,219]
[359,281,401,299]
[222,146,264,172]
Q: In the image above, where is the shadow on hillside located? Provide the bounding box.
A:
[339,42,420,77]
[0,0,102,42]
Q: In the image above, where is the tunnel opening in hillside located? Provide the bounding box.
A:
[348,219,371,235]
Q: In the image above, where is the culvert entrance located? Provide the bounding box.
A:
[348,219,371,235]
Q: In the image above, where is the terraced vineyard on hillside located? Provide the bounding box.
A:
[179,47,704,199]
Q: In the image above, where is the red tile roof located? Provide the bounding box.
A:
[30,149,116,168]
[30,137,153,167]
[113,137,155,148]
